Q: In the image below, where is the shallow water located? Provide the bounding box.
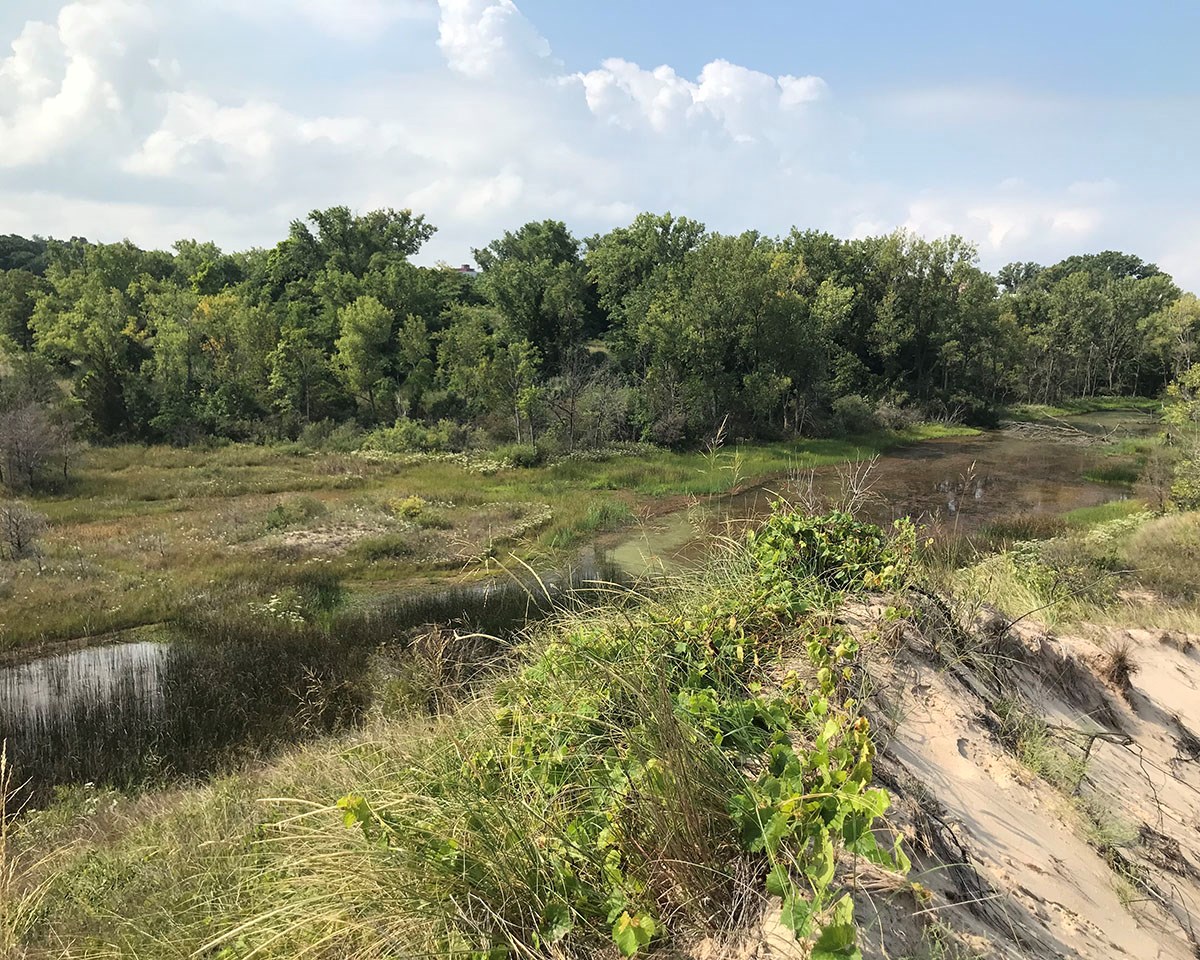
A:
[2,642,170,718]
[0,560,623,803]
[609,413,1150,574]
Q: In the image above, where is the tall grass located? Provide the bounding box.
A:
[12,512,914,959]
[1,560,626,807]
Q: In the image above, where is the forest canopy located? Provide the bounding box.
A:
[0,208,1194,453]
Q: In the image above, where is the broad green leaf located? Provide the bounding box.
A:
[812,895,861,960]
[780,891,815,938]
[765,863,791,897]
[540,902,573,945]
[612,912,656,957]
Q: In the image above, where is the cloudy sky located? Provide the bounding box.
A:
[1,0,1198,288]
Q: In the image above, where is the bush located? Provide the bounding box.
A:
[492,443,542,467]
[830,395,878,434]
[388,495,427,519]
[873,401,917,431]
[1171,456,1200,509]
[748,510,913,607]
[361,419,471,455]
[264,496,327,532]
[0,499,47,561]
[298,419,364,453]
[355,532,420,561]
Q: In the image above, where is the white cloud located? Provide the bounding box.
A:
[437,0,551,78]
[0,0,162,166]
[124,92,379,181]
[0,0,1195,293]
[577,56,827,141]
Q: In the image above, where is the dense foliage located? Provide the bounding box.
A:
[332,510,913,958]
[0,208,1194,455]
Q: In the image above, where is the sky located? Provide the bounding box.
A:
[1,0,1198,289]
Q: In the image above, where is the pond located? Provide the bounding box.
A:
[609,414,1152,574]
[0,560,624,805]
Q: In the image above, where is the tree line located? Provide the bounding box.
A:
[1,211,1198,472]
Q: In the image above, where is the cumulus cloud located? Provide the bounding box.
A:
[437,0,552,78]
[0,0,1193,290]
[894,188,1107,261]
[578,57,827,141]
[0,0,162,166]
[123,93,380,181]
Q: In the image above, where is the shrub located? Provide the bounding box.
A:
[388,495,427,519]
[748,509,914,608]
[1170,456,1200,509]
[492,443,542,467]
[264,496,327,532]
[0,500,46,561]
[298,419,364,453]
[361,419,471,455]
[830,395,878,434]
[355,532,420,561]
[874,401,917,431]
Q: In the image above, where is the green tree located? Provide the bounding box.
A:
[333,295,394,420]
[476,220,594,373]
[0,270,47,349]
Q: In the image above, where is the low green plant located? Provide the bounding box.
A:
[993,696,1085,792]
[318,512,913,958]
[492,442,542,468]
[1082,462,1140,486]
[263,496,327,532]
[361,418,470,454]
[976,513,1067,550]
[748,509,914,609]
[354,531,420,562]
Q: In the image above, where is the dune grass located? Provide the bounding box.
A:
[953,506,1200,631]
[4,511,916,959]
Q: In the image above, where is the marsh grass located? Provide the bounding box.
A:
[2,425,970,655]
[1,558,626,807]
[1063,499,1146,529]
[1003,397,1163,422]
[1082,462,1141,486]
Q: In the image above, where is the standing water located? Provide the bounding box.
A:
[1,561,624,805]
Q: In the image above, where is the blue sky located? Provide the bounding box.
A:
[1,0,1197,289]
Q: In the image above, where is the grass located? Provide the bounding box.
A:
[1003,396,1163,422]
[1082,461,1141,486]
[0,424,973,654]
[1063,499,1147,529]
[993,695,1086,792]
[952,502,1200,633]
[1123,511,1200,600]
[4,511,915,959]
